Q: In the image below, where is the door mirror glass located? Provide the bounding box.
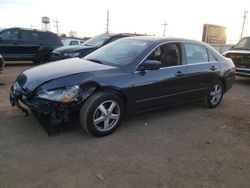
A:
[137,60,161,71]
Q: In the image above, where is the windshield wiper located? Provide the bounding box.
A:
[86,59,103,64]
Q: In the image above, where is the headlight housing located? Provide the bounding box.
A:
[37,85,80,103]
[63,52,80,57]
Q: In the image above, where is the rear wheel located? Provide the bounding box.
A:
[205,81,224,108]
[80,92,124,137]
[34,51,51,64]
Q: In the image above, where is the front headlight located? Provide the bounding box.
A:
[63,52,80,57]
[37,85,80,103]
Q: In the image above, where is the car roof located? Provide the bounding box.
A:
[121,36,204,44]
[2,27,55,34]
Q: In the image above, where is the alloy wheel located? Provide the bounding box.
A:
[210,84,222,106]
[93,100,120,132]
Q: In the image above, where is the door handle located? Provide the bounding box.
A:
[175,71,184,76]
[210,66,217,71]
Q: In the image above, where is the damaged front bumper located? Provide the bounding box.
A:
[10,86,81,125]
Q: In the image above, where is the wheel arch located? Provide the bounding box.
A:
[80,83,128,105]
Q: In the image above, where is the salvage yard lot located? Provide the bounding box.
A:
[0,62,250,188]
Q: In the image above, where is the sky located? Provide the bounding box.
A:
[0,0,249,43]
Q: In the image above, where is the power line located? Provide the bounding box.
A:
[54,18,60,35]
[162,20,168,37]
[106,10,110,34]
[240,10,248,40]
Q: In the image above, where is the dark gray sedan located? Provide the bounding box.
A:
[10,37,235,136]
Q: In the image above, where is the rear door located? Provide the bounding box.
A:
[0,29,40,60]
[183,43,220,100]
[17,30,40,60]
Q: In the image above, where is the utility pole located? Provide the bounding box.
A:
[106,10,110,34]
[240,10,248,39]
[54,18,60,35]
[162,20,168,37]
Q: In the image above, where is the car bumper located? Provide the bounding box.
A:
[235,67,250,77]
[10,87,81,125]
[50,52,72,61]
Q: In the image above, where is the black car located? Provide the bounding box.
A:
[0,27,63,63]
[10,37,235,136]
[50,33,139,61]
[223,37,250,76]
[0,54,5,73]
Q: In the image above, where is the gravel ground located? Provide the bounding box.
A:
[0,62,250,188]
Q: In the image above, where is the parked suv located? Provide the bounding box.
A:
[0,28,63,63]
[223,37,250,76]
[50,33,143,61]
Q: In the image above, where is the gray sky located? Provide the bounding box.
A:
[0,0,249,43]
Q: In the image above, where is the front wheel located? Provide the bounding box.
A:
[80,92,124,137]
[205,81,224,108]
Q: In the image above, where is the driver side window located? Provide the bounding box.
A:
[0,30,19,40]
[147,43,180,68]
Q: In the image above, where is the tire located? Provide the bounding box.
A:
[40,51,51,64]
[34,51,51,64]
[205,81,224,108]
[80,92,124,137]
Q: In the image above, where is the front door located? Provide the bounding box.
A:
[132,43,189,113]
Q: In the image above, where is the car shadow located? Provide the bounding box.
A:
[47,101,204,137]
[235,76,250,86]
[5,61,34,67]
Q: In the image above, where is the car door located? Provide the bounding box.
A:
[17,30,40,60]
[0,29,20,60]
[183,43,220,100]
[132,42,189,113]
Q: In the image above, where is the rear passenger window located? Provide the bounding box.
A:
[184,43,209,64]
[208,51,217,62]
[20,31,30,40]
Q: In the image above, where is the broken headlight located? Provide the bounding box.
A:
[37,85,80,103]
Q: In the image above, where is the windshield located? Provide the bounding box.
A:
[233,37,250,50]
[84,38,152,67]
[81,34,112,47]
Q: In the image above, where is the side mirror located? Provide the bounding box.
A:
[137,60,161,71]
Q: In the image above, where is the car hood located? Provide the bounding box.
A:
[223,50,250,55]
[53,45,96,53]
[16,58,115,92]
